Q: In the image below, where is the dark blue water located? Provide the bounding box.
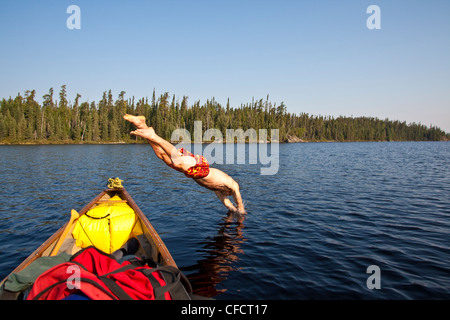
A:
[0,142,449,299]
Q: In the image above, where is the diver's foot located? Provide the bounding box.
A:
[124,114,148,129]
[130,127,157,141]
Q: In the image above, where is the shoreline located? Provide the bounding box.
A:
[0,139,448,146]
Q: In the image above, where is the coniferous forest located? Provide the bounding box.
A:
[0,85,448,144]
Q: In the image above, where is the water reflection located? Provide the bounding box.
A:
[181,211,247,298]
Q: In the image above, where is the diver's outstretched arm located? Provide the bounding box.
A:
[214,191,238,212]
[232,184,245,214]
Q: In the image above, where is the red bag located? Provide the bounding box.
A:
[26,247,191,300]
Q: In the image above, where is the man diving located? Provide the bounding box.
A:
[124,114,246,214]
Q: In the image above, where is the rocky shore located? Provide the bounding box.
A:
[285,134,307,143]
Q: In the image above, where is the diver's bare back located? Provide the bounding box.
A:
[194,168,236,195]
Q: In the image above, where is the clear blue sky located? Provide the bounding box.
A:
[1,0,449,132]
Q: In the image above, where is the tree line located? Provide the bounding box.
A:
[0,85,448,144]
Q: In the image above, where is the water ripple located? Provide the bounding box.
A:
[0,142,449,299]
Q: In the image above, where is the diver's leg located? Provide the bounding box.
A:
[147,139,174,166]
[136,129,195,171]
[124,114,174,166]
[127,122,195,171]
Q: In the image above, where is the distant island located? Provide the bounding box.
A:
[0,85,448,145]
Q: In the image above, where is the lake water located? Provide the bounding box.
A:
[0,142,449,299]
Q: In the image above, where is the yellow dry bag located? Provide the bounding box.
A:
[72,195,143,254]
